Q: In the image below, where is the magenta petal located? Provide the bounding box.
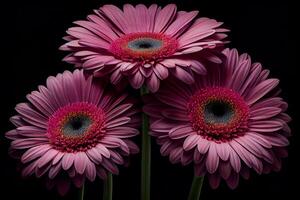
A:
[226,172,239,189]
[57,180,71,196]
[208,174,221,189]
[73,175,85,188]
[219,161,232,179]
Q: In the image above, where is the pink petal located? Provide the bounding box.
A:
[11,138,48,149]
[154,4,177,32]
[95,144,111,158]
[86,147,102,164]
[165,11,198,37]
[259,134,289,147]
[74,152,88,174]
[206,143,219,173]
[197,138,211,154]
[5,129,18,140]
[153,64,169,80]
[62,153,75,170]
[162,108,189,121]
[102,158,119,174]
[229,147,241,173]
[15,103,48,129]
[37,149,59,168]
[105,103,133,122]
[249,120,284,132]
[85,159,96,181]
[183,134,201,151]
[106,127,139,138]
[52,152,64,165]
[129,71,144,89]
[110,151,124,165]
[147,73,160,93]
[169,125,194,139]
[105,117,131,128]
[246,79,279,105]
[17,126,46,138]
[100,5,128,33]
[172,67,194,84]
[169,147,183,164]
[250,107,282,120]
[48,163,62,179]
[21,144,51,163]
[216,143,230,161]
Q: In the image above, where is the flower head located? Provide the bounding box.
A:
[6,70,140,194]
[144,48,291,189]
[60,4,228,92]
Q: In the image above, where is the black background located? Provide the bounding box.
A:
[0,0,296,200]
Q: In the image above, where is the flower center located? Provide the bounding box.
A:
[204,100,234,124]
[62,115,92,136]
[128,38,163,51]
[187,87,249,142]
[109,32,178,62]
[47,102,105,152]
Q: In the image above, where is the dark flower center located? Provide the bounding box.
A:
[62,115,92,136]
[47,102,105,152]
[109,32,178,61]
[204,101,234,124]
[187,87,250,142]
[127,38,163,51]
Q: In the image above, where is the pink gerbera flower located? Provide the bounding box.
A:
[5,70,140,194]
[144,48,291,189]
[60,4,229,92]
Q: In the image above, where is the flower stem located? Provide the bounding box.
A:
[79,184,85,200]
[140,86,151,200]
[187,176,204,200]
[103,173,113,200]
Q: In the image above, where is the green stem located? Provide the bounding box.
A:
[79,183,85,200]
[187,176,204,200]
[103,173,113,200]
[141,86,151,200]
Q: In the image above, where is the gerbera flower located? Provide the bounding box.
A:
[143,48,291,188]
[5,70,140,194]
[60,4,229,92]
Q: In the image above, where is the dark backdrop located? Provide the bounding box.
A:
[1,0,296,200]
